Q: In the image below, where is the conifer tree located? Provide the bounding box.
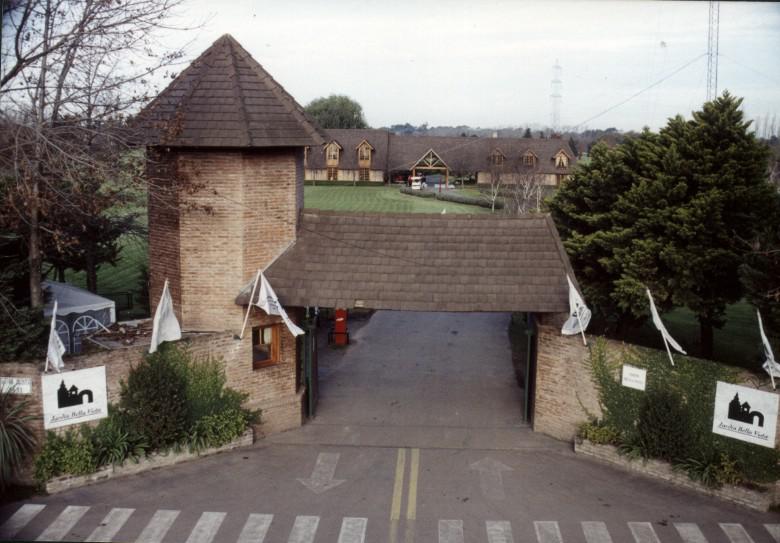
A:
[551,93,774,357]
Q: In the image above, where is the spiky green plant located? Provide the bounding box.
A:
[0,388,37,489]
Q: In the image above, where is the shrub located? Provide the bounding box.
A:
[120,343,190,451]
[633,389,691,462]
[0,389,37,489]
[89,409,148,467]
[34,430,95,484]
[677,450,742,489]
[399,187,435,198]
[184,358,247,425]
[577,420,621,445]
[435,191,504,209]
[188,408,250,451]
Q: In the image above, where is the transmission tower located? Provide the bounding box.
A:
[706,0,720,101]
[550,59,562,133]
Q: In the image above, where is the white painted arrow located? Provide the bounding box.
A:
[297,452,346,494]
[470,457,513,500]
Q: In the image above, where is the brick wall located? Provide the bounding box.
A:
[148,147,301,334]
[1,324,303,483]
[533,321,780,447]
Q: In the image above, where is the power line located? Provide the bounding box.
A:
[573,53,707,129]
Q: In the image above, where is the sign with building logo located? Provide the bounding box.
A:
[621,365,647,391]
[712,381,778,448]
[0,377,33,394]
[42,366,108,429]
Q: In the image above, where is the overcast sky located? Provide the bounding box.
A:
[178,0,779,132]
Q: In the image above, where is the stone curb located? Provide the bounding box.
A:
[45,429,254,494]
[574,439,776,512]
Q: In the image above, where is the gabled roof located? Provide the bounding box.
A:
[136,34,324,148]
[236,210,575,313]
[306,129,391,171]
[355,139,374,150]
[413,148,449,169]
[326,140,343,150]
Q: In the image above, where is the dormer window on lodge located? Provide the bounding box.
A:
[326,144,340,162]
[358,145,371,161]
[489,150,504,167]
[554,152,569,169]
[522,152,536,167]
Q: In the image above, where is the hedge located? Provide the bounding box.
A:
[304,180,382,187]
[399,187,435,198]
[435,191,504,210]
[581,339,780,487]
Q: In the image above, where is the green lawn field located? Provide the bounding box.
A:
[304,186,491,214]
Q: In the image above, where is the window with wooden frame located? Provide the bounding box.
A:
[327,167,338,180]
[489,150,504,166]
[358,145,371,161]
[359,168,370,181]
[326,144,340,161]
[522,153,536,167]
[252,324,280,369]
[555,153,568,168]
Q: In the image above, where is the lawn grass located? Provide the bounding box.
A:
[63,234,148,319]
[615,300,763,372]
[304,186,491,214]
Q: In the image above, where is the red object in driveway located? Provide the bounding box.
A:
[331,308,349,345]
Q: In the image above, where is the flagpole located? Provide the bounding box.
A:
[662,335,675,366]
[575,312,587,346]
[239,270,261,340]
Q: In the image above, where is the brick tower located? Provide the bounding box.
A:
[138,34,323,332]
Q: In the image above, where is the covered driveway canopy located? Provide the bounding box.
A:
[237,210,576,313]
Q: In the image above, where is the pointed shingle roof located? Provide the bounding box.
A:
[137,34,324,148]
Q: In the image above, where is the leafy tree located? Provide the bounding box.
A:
[740,192,780,340]
[523,127,532,138]
[551,93,775,357]
[304,94,368,129]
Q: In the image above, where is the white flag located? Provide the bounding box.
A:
[149,279,182,354]
[255,273,304,337]
[561,275,591,344]
[757,310,780,389]
[45,300,66,373]
[646,288,686,365]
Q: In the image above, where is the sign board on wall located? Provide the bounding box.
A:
[42,366,108,429]
[712,381,778,449]
[0,377,33,394]
[621,365,647,391]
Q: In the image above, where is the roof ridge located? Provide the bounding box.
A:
[225,37,252,146]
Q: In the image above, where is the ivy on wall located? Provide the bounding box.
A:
[582,339,780,487]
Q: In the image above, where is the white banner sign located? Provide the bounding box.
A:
[621,365,647,391]
[42,366,108,429]
[712,381,778,448]
[0,377,33,394]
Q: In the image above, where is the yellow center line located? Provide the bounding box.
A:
[406,448,420,521]
[389,448,407,543]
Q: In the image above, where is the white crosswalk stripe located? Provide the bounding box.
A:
[675,523,709,543]
[36,505,90,542]
[2,503,770,543]
[185,512,226,543]
[337,517,367,543]
[629,522,661,543]
[486,520,514,543]
[721,523,756,543]
[439,520,465,543]
[135,509,180,543]
[237,513,273,543]
[582,521,613,543]
[288,515,319,543]
[535,521,563,543]
[86,508,135,542]
[0,503,46,539]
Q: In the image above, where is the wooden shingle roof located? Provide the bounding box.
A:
[137,34,323,148]
[237,210,575,313]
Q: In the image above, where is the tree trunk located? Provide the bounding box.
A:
[28,181,43,308]
[85,250,98,293]
[699,317,714,360]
